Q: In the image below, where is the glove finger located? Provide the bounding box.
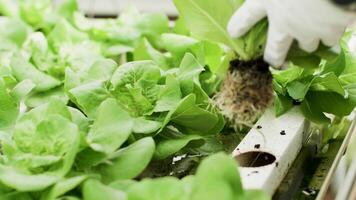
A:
[348,36,356,53]
[264,24,293,67]
[227,0,266,38]
[321,30,344,47]
[298,38,320,53]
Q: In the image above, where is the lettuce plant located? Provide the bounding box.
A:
[1,2,244,199]
[82,153,269,200]
[173,0,267,61]
[0,99,82,191]
[273,32,356,124]
[271,32,356,151]
[67,53,225,162]
[174,0,273,130]
[5,0,355,199]
[174,0,356,130]
[0,78,35,130]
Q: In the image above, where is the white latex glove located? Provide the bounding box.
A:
[228,0,356,66]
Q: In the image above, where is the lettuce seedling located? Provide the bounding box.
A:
[0,78,35,129]
[68,53,225,161]
[0,99,82,191]
[174,0,356,129]
[273,32,356,124]
[174,0,272,130]
[82,153,269,200]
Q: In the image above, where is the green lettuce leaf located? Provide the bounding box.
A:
[0,79,20,129]
[41,175,88,200]
[273,33,356,123]
[173,0,267,61]
[83,179,126,200]
[87,99,133,154]
[10,54,61,92]
[97,137,155,183]
[0,165,60,192]
[190,153,243,200]
[3,99,80,175]
[110,61,161,117]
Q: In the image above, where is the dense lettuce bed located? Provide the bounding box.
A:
[0,0,355,200]
[0,0,265,199]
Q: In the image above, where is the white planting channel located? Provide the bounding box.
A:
[233,107,308,195]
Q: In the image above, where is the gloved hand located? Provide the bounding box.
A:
[228,0,356,66]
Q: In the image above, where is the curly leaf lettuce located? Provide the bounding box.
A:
[0,99,83,191]
[173,0,267,61]
[87,98,133,154]
[82,153,269,200]
[273,33,356,123]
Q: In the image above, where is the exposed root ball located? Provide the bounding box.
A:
[213,59,274,130]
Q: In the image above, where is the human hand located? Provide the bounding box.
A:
[228,0,356,66]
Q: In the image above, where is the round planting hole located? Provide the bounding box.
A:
[234,151,276,167]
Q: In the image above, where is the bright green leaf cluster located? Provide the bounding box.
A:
[173,0,267,61]
[0,0,271,199]
[0,1,354,199]
[83,153,269,200]
[273,32,356,124]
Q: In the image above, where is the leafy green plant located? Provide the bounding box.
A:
[82,153,269,200]
[0,78,34,129]
[3,0,353,199]
[173,0,273,130]
[174,0,356,129]
[273,32,356,124]
[0,99,82,191]
[0,1,272,199]
[173,0,267,61]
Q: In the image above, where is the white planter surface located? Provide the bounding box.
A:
[54,0,178,16]
[233,107,307,195]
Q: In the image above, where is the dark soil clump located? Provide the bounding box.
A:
[213,58,274,130]
[137,155,204,179]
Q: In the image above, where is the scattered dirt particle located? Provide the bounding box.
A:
[280,130,286,135]
[275,162,279,167]
[302,188,317,196]
[292,100,302,105]
[257,125,262,129]
[247,171,259,176]
[254,144,261,149]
